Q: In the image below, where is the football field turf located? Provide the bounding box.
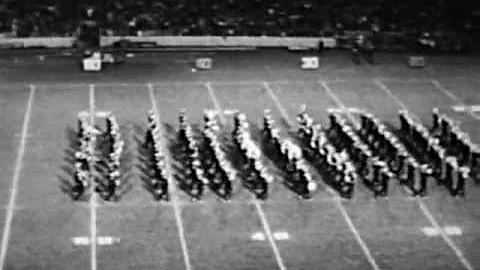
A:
[0,50,479,270]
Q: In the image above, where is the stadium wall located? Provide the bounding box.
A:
[0,36,336,49]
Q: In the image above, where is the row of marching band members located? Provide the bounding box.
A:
[262,109,318,199]
[71,112,128,201]
[398,110,471,196]
[295,109,363,198]
[295,106,434,198]
[71,111,95,200]
[358,112,430,196]
[431,108,480,172]
[176,110,240,201]
[94,114,125,201]
[176,111,210,200]
[232,112,275,200]
[144,110,170,201]
[200,111,236,200]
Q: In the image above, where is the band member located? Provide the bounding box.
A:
[351,33,375,64]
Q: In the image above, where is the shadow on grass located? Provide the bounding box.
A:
[57,126,81,201]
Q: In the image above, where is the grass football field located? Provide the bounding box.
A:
[0,49,479,270]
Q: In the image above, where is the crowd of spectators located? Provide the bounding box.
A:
[0,0,478,42]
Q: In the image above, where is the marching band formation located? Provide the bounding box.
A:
[71,112,126,201]
[70,106,479,202]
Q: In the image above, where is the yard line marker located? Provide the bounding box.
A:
[272,231,290,241]
[418,202,474,270]
[444,226,463,236]
[251,232,266,241]
[72,236,121,246]
[431,79,480,121]
[421,226,463,237]
[452,105,467,113]
[148,83,192,270]
[88,84,98,270]
[0,85,35,270]
[470,105,480,112]
[373,79,475,270]
[253,202,287,270]
[206,83,287,270]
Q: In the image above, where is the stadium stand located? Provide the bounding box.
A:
[0,0,479,51]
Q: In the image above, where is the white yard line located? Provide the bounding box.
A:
[147,83,192,270]
[320,81,363,130]
[0,85,36,270]
[430,80,463,104]
[417,202,475,270]
[373,79,409,111]
[266,81,380,270]
[253,202,287,270]
[88,85,98,270]
[373,79,475,270]
[263,82,293,128]
[430,79,480,121]
[206,82,287,270]
[205,82,225,124]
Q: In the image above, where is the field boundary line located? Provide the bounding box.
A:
[0,85,36,270]
[430,79,480,121]
[206,82,287,270]
[88,84,98,270]
[1,76,480,89]
[148,83,192,270]
[374,79,475,270]
[0,79,365,89]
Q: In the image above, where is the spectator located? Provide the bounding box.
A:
[0,0,475,53]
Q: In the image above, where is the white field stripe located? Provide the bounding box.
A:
[430,80,463,104]
[418,201,474,270]
[147,83,192,270]
[0,85,36,270]
[374,79,425,124]
[206,83,287,270]
[336,199,380,270]
[320,81,363,130]
[254,202,287,270]
[88,84,98,270]
[430,79,480,121]
[373,79,408,111]
[205,82,225,124]
[373,79,475,270]
[263,82,294,127]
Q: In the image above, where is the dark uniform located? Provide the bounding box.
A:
[351,34,375,64]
